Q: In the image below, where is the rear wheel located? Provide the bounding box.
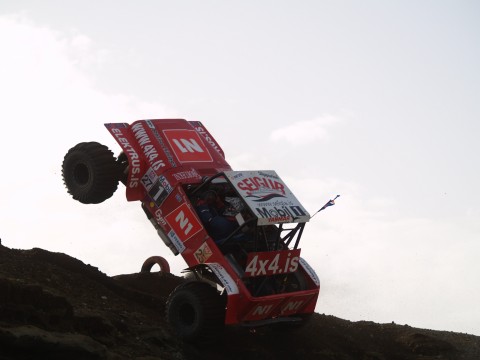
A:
[248,269,308,296]
[272,269,308,293]
[166,281,226,342]
[62,142,120,204]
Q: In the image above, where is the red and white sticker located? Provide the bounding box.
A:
[207,263,239,295]
[299,257,320,287]
[279,294,313,315]
[244,249,301,278]
[244,299,283,321]
[163,129,213,163]
[194,242,213,264]
[165,203,203,242]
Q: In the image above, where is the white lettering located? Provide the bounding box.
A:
[175,210,193,236]
[131,123,163,167]
[281,300,304,314]
[173,138,204,153]
[111,128,141,188]
[172,169,200,181]
[252,304,274,316]
[195,126,222,154]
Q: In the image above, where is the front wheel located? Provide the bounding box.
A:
[165,281,226,342]
[62,142,120,204]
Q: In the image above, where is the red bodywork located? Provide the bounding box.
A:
[105,119,320,325]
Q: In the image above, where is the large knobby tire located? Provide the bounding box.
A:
[62,142,120,204]
[274,269,308,293]
[249,269,308,297]
[271,270,311,332]
[166,281,226,342]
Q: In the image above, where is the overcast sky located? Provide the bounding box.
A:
[1,1,479,335]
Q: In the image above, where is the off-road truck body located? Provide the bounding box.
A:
[62,119,320,341]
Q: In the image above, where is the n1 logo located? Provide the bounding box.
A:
[252,304,274,316]
[279,294,313,316]
[163,129,213,163]
[244,298,282,321]
[280,300,305,315]
[165,203,203,241]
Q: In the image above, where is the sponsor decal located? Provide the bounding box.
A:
[111,128,141,188]
[158,175,173,193]
[172,169,201,182]
[232,172,244,180]
[207,263,239,295]
[167,229,186,253]
[246,295,311,320]
[164,129,213,163]
[251,304,275,317]
[255,205,307,221]
[267,216,290,223]
[141,168,158,190]
[193,124,223,156]
[131,122,165,171]
[244,249,300,277]
[165,203,203,242]
[224,170,310,225]
[148,182,168,206]
[244,298,283,320]
[237,176,286,202]
[154,208,167,226]
[194,242,213,264]
[299,258,320,287]
[142,169,170,206]
[279,298,308,315]
[146,120,177,167]
[257,171,279,179]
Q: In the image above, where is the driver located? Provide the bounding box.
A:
[195,190,238,243]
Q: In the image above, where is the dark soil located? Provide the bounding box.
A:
[0,243,478,360]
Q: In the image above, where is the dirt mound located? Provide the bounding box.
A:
[0,243,479,360]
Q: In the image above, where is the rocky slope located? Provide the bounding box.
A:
[0,244,479,360]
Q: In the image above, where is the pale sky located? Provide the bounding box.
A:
[1,1,479,335]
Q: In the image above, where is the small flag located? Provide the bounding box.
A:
[319,199,336,211]
[311,195,340,218]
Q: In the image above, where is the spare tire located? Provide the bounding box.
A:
[141,256,170,273]
[62,142,120,204]
[166,281,226,342]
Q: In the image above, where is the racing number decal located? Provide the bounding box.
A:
[244,249,301,277]
[163,129,213,163]
[165,203,203,242]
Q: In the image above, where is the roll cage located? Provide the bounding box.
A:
[186,172,307,254]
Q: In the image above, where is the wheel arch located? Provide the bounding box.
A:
[184,263,239,296]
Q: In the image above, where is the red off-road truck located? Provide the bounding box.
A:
[62,119,321,341]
